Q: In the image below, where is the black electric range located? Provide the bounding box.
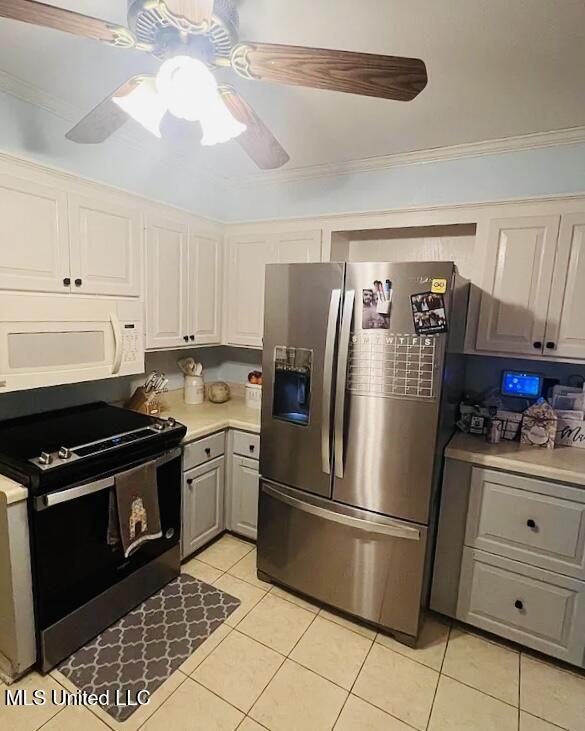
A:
[0,401,187,495]
[0,402,187,672]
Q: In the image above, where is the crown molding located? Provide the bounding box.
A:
[229,125,585,187]
[0,68,228,186]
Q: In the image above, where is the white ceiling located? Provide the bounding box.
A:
[0,0,584,177]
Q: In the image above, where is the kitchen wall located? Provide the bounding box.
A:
[463,354,585,405]
[0,347,262,422]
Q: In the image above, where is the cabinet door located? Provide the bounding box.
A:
[0,173,70,293]
[475,216,560,355]
[544,214,585,359]
[226,235,272,347]
[68,193,142,297]
[146,215,189,349]
[230,454,259,540]
[188,232,222,345]
[272,230,322,264]
[182,457,225,558]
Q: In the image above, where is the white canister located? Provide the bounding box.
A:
[184,375,204,405]
[245,383,262,410]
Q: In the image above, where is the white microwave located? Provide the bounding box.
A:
[0,293,145,393]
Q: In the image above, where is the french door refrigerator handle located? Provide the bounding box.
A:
[33,448,181,511]
[334,289,355,479]
[263,484,421,540]
[322,288,341,474]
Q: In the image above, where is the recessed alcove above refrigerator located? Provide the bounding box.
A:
[329,224,477,280]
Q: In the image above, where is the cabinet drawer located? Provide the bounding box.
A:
[232,430,260,460]
[183,432,225,471]
[457,548,585,664]
[466,468,585,579]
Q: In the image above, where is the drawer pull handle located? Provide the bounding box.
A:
[186,478,193,486]
[205,447,211,457]
[249,444,255,453]
[526,519,537,529]
[514,599,524,611]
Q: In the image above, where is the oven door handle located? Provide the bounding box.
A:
[33,448,181,511]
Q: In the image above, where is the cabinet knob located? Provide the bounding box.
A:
[74,278,82,287]
[63,277,71,287]
[533,341,542,350]
[183,336,189,342]
[526,519,537,529]
[186,478,193,486]
[190,335,195,341]
[545,342,556,350]
[249,444,255,453]
[514,599,524,610]
[205,447,211,457]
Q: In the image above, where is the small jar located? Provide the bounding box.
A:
[184,375,204,405]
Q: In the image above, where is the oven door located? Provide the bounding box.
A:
[29,449,182,671]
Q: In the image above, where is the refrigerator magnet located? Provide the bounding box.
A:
[431,278,447,294]
[411,292,448,335]
[362,288,390,330]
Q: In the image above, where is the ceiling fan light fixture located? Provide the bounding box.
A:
[156,55,246,144]
[199,99,247,146]
[112,78,167,138]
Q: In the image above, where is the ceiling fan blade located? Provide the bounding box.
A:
[0,0,135,47]
[66,76,150,144]
[163,0,214,26]
[230,42,427,101]
[219,85,289,170]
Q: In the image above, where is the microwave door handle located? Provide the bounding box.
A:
[334,289,354,479]
[322,288,341,474]
[110,312,123,375]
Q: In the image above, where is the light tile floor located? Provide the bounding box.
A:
[3,534,585,731]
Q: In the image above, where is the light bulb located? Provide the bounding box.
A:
[113,78,167,138]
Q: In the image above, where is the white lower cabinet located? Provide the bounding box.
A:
[229,454,260,541]
[182,456,225,558]
[458,547,585,665]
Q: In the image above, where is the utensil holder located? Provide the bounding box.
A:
[245,383,262,410]
[184,375,204,405]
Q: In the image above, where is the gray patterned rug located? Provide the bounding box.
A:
[58,574,240,721]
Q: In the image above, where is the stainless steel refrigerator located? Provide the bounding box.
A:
[257,262,468,644]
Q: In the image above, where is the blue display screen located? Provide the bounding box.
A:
[501,371,543,399]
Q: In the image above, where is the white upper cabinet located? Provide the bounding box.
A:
[68,193,142,297]
[0,173,70,293]
[146,214,189,350]
[545,214,585,359]
[226,234,273,348]
[272,230,322,264]
[187,232,222,345]
[225,229,322,348]
[475,216,560,355]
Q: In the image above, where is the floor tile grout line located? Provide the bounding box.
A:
[425,622,452,731]
[34,704,65,731]
[331,633,376,729]
[438,670,520,710]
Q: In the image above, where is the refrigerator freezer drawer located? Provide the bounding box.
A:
[257,480,428,637]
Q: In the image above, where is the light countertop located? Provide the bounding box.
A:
[0,474,28,504]
[159,390,261,443]
[446,432,585,487]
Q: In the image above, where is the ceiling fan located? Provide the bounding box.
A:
[0,0,428,169]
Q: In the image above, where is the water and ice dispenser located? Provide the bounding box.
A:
[272,347,313,426]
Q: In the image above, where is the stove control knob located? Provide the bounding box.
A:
[166,417,176,428]
[153,422,165,432]
[58,447,72,460]
[39,452,53,466]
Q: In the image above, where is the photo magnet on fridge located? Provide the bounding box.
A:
[362,280,392,330]
[411,292,448,335]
